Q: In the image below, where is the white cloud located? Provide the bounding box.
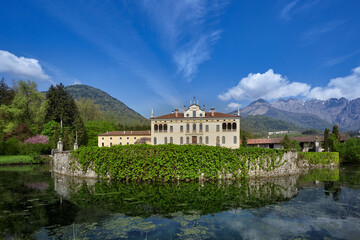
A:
[307,66,360,100]
[0,50,49,80]
[218,69,310,101]
[280,0,298,20]
[140,0,228,82]
[226,102,241,110]
[73,78,81,85]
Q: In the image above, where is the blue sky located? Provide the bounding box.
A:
[1,0,360,117]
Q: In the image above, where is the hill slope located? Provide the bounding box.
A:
[239,99,333,131]
[241,115,302,133]
[65,85,149,125]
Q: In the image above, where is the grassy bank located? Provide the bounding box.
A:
[0,155,51,165]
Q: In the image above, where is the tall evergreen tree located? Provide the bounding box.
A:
[332,124,340,142]
[0,78,15,105]
[323,128,331,152]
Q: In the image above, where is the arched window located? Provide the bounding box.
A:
[228,123,232,130]
[222,136,226,144]
[164,137,167,144]
[222,123,226,130]
[154,137,157,145]
[199,123,203,132]
[199,136,203,144]
[234,136,237,144]
[205,136,209,144]
[180,137,183,144]
[186,137,189,144]
[186,124,190,132]
[154,124,158,131]
[216,136,220,146]
[159,124,163,131]
[170,137,173,144]
[232,122,237,130]
[193,123,196,131]
[164,124,168,132]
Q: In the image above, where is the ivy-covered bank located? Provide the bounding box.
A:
[64,144,339,181]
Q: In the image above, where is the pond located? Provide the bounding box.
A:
[1,165,360,239]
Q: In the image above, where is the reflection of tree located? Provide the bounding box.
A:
[56,175,300,218]
[324,181,342,201]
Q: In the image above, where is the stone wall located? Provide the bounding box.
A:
[52,150,338,180]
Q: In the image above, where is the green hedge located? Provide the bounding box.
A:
[71,144,287,181]
[297,152,339,165]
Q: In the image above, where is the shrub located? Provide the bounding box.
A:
[335,138,360,164]
[4,138,21,155]
[24,135,49,144]
[20,143,52,155]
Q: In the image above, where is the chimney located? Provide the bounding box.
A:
[184,105,186,112]
[171,110,174,114]
[203,105,205,111]
[211,107,215,117]
[175,108,178,117]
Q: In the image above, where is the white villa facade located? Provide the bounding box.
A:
[150,102,240,149]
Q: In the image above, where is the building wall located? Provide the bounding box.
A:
[151,118,240,149]
[98,135,150,147]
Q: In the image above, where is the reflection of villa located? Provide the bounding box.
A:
[150,99,240,149]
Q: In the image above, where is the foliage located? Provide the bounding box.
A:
[45,83,86,146]
[85,120,116,146]
[3,138,21,155]
[323,128,331,152]
[0,78,15,105]
[240,115,301,134]
[335,138,360,164]
[280,135,300,151]
[75,98,104,124]
[20,143,52,156]
[302,129,321,135]
[240,129,247,147]
[297,152,339,165]
[65,84,149,126]
[0,155,34,165]
[332,124,341,142]
[71,144,288,182]
[41,120,61,140]
[24,135,49,144]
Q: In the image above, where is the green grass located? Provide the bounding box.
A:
[0,155,34,165]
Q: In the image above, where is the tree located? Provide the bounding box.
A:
[323,128,331,152]
[63,128,71,150]
[75,98,104,124]
[335,138,360,164]
[0,78,15,105]
[240,130,247,147]
[332,124,340,142]
[281,135,292,150]
[85,120,116,146]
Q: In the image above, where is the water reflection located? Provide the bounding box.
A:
[1,165,360,239]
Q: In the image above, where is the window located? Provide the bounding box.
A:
[205,125,209,132]
[120,137,122,140]
[164,137,168,144]
[232,122,237,130]
[180,137,183,144]
[186,113,189,117]
[216,125,220,132]
[102,142,104,147]
[120,142,122,145]
[216,136,220,146]
[186,124,190,132]
[205,136,209,144]
[164,124,168,132]
[193,111,196,118]
[154,124,158,131]
[199,123,203,132]
[159,124,163,131]
[200,113,203,117]
[228,123,232,130]
[222,136,225,144]
[170,137,173,143]
[234,136,237,144]
[222,123,227,131]
[102,137,104,140]
[193,123,196,131]
[110,137,112,140]
[180,126,183,132]
[154,137,157,145]
[127,142,129,145]
[170,126,173,132]
[199,136,203,144]
[110,142,112,146]
[127,137,129,139]
[134,137,136,139]
[186,137,189,144]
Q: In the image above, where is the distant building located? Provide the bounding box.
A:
[247,135,347,152]
[150,99,240,149]
[98,131,151,147]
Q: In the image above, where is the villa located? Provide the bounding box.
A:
[98,131,151,147]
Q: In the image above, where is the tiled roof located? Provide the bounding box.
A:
[98,130,151,136]
[247,135,347,145]
[151,112,238,119]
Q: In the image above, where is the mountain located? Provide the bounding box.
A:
[241,115,302,133]
[65,85,149,125]
[271,98,360,131]
[238,99,333,131]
